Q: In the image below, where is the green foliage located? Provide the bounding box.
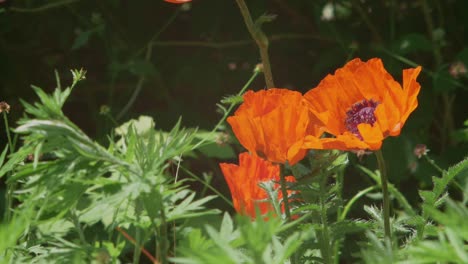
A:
[358,157,468,263]
[419,156,468,219]
[1,71,220,263]
[1,0,468,262]
[172,213,302,264]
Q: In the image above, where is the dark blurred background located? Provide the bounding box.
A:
[0,0,467,221]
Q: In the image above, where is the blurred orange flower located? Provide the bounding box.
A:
[303,58,422,150]
[219,152,295,218]
[164,0,191,4]
[227,88,323,165]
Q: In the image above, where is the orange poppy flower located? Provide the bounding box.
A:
[227,88,323,165]
[220,152,295,218]
[302,58,422,150]
[164,0,191,4]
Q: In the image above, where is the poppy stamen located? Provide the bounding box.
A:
[345,99,380,139]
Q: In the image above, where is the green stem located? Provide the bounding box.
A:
[235,0,275,88]
[179,165,233,207]
[339,186,379,221]
[117,8,180,120]
[11,0,80,13]
[159,206,168,264]
[423,155,464,192]
[319,174,333,264]
[375,150,391,241]
[278,164,296,264]
[351,0,382,43]
[190,70,260,151]
[3,112,14,222]
[133,201,142,264]
[3,113,13,152]
[420,0,455,149]
[279,164,292,221]
[333,168,346,264]
[71,210,87,244]
[423,155,444,174]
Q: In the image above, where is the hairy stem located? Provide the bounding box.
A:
[279,164,292,221]
[191,69,260,151]
[319,174,333,264]
[235,0,275,88]
[376,150,391,241]
[71,210,87,244]
[158,206,168,264]
[279,164,296,264]
[339,186,379,221]
[133,201,143,264]
[3,112,14,222]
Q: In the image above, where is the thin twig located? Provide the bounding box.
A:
[116,9,180,120]
[235,0,275,88]
[351,0,383,43]
[11,0,80,13]
[419,0,454,149]
[190,69,260,151]
[150,34,330,49]
[376,150,391,242]
[116,226,159,264]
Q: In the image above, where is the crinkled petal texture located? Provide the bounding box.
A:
[227,88,323,165]
[303,58,422,150]
[220,152,295,218]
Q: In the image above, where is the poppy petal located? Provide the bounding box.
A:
[219,152,296,218]
[303,58,422,151]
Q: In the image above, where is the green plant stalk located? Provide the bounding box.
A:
[423,155,464,192]
[180,165,233,207]
[333,169,346,264]
[117,8,181,120]
[235,0,275,88]
[375,150,391,241]
[3,112,14,223]
[339,185,379,221]
[278,164,296,264]
[424,155,444,174]
[3,113,13,152]
[190,70,259,151]
[10,0,79,13]
[279,164,292,221]
[71,210,87,245]
[211,69,259,127]
[133,201,143,264]
[158,206,168,264]
[319,174,333,264]
[420,0,454,149]
[351,0,382,43]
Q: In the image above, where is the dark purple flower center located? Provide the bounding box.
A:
[345,99,379,139]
